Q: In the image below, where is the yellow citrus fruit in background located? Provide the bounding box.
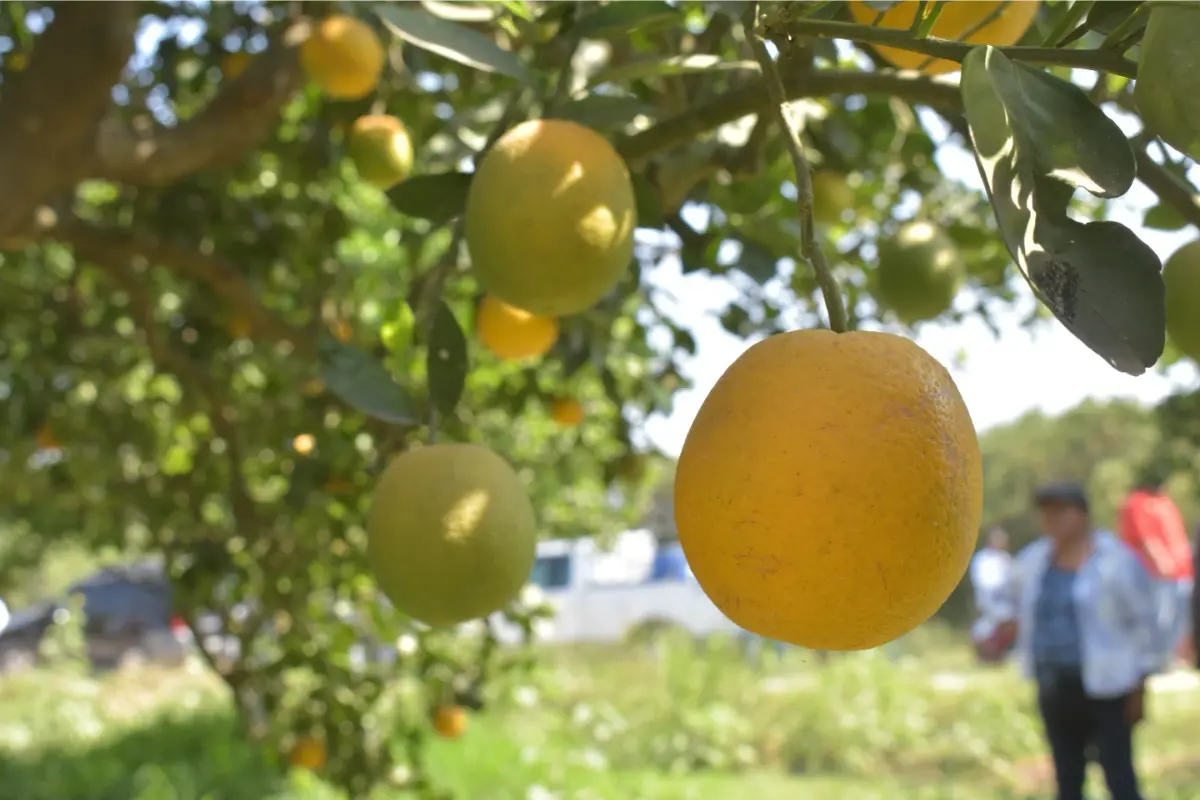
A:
[465,119,637,317]
[1163,240,1200,362]
[289,737,327,770]
[876,221,964,324]
[221,51,251,79]
[432,705,468,739]
[848,1,1040,75]
[35,425,60,451]
[674,329,982,651]
[227,314,252,340]
[367,444,537,627]
[300,15,385,100]
[550,398,585,427]
[476,295,559,361]
[810,172,855,226]
[347,114,414,191]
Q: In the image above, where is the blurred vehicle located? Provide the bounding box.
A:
[0,561,193,673]
[494,529,741,646]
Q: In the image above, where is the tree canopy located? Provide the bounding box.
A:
[2,1,1199,796]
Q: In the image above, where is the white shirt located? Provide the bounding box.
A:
[1008,531,1164,698]
[969,547,1014,640]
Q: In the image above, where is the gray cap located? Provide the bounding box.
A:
[1033,481,1089,513]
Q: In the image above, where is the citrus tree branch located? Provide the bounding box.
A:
[616,69,960,166]
[41,214,318,359]
[745,2,848,333]
[91,21,307,186]
[0,3,139,240]
[1133,150,1200,231]
[78,232,264,598]
[764,16,1140,78]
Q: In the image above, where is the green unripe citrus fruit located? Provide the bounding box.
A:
[1164,240,1200,362]
[876,221,964,324]
[347,115,414,190]
[1136,3,1200,161]
[367,444,537,627]
[810,172,854,226]
[465,118,637,317]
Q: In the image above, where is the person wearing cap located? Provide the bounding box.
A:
[1004,481,1163,800]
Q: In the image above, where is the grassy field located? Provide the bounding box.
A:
[1,632,1197,799]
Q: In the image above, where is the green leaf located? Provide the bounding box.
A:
[631,173,665,230]
[496,0,534,21]
[548,94,658,131]
[571,1,680,39]
[736,238,779,284]
[590,55,759,86]
[387,172,473,225]
[381,300,417,358]
[961,46,1164,376]
[374,3,534,83]
[317,333,419,425]
[426,302,469,416]
[1144,203,1188,232]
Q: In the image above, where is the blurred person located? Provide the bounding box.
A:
[1117,475,1194,666]
[969,526,1017,663]
[1006,482,1163,800]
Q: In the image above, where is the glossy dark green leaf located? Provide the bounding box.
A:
[631,173,665,230]
[387,172,473,225]
[374,3,535,83]
[548,94,658,131]
[317,333,419,425]
[571,1,680,39]
[590,55,759,86]
[426,302,469,416]
[961,46,1164,376]
[736,238,779,285]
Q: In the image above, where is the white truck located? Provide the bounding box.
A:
[496,529,744,646]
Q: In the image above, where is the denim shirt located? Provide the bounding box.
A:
[1007,531,1164,699]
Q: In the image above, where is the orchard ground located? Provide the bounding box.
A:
[2,626,1197,800]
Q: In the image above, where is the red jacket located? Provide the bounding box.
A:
[1118,489,1195,581]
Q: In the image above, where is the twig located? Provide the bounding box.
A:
[765,16,1140,79]
[615,69,960,167]
[1133,150,1200,231]
[744,3,848,334]
[1042,1,1095,48]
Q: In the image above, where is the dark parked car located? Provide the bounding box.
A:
[0,561,191,673]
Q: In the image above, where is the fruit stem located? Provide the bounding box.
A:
[746,3,851,334]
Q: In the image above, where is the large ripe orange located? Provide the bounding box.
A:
[476,295,560,361]
[674,330,982,651]
[848,1,1041,75]
[300,15,385,100]
[465,119,637,317]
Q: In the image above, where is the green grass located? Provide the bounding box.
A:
[1,636,1197,799]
